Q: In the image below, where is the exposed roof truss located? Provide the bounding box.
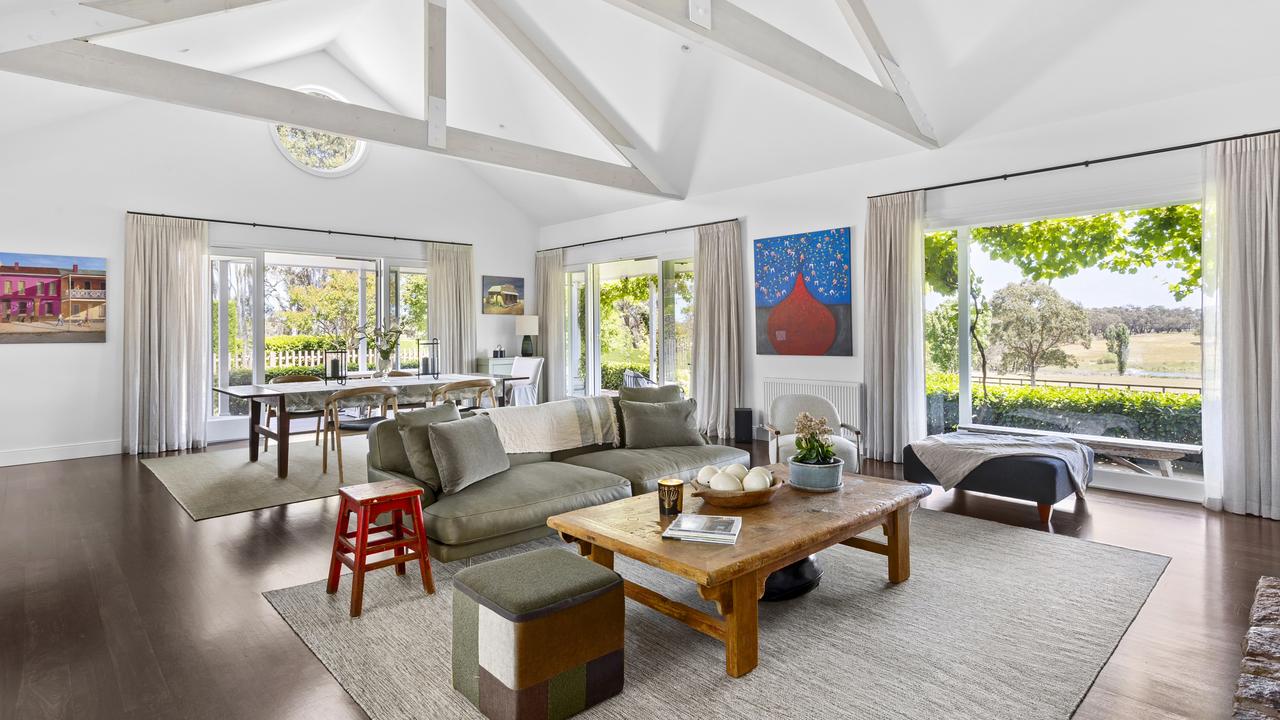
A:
[0,0,939,197]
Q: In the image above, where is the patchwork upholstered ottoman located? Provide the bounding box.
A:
[452,548,625,719]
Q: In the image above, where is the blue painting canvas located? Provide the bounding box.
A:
[753,227,852,356]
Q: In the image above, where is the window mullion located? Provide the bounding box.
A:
[957,226,973,424]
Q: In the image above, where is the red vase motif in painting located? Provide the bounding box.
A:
[766,273,836,355]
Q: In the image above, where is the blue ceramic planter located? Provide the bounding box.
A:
[787,456,844,492]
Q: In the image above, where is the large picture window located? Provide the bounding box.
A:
[924,202,1203,478]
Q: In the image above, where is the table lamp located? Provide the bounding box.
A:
[516,315,539,357]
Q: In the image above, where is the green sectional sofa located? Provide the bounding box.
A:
[366,416,749,562]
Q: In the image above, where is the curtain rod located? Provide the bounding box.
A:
[866,126,1280,200]
[126,211,472,247]
[542,217,740,253]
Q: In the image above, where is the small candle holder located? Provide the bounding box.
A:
[323,348,348,385]
[658,478,684,516]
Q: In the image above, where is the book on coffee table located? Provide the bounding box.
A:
[661,513,742,544]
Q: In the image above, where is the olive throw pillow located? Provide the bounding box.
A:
[614,384,684,446]
[428,414,512,495]
[395,402,462,492]
[620,398,705,449]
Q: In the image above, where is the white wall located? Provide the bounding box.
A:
[539,76,1280,432]
[0,52,539,466]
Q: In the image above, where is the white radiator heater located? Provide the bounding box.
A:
[760,377,864,437]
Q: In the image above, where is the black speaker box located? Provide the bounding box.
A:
[733,407,754,443]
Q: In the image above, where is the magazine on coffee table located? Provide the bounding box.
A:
[661,513,742,544]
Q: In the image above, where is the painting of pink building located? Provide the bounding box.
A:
[0,252,106,343]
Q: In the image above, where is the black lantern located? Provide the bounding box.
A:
[417,338,440,380]
[323,348,348,385]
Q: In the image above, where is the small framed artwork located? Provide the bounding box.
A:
[753,227,852,356]
[1,252,107,344]
[481,275,525,315]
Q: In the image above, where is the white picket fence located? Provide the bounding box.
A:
[222,348,421,370]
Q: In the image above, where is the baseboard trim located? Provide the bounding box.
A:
[0,439,121,467]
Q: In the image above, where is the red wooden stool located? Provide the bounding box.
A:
[327,479,435,617]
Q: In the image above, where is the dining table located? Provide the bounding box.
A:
[213,372,527,478]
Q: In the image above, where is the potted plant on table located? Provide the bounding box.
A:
[358,322,403,378]
[788,412,845,492]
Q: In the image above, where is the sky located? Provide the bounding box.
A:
[0,252,107,271]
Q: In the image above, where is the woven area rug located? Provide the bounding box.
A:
[143,435,367,520]
[265,509,1168,720]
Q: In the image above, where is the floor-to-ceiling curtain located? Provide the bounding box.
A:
[535,248,565,402]
[122,213,208,454]
[428,243,477,374]
[1202,134,1280,519]
[864,191,926,462]
[692,220,742,438]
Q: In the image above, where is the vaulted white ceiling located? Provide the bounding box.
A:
[4,0,1280,225]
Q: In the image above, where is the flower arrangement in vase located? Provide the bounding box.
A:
[788,412,844,492]
[358,322,403,378]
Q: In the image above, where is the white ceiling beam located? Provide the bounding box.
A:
[0,2,142,53]
[425,0,446,148]
[833,0,935,144]
[598,0,937,148]
[0,40,678,197]
[79,0,275,24]
[687,0,710,30]
[467,0,681,196]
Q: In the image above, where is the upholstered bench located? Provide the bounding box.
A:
[902,444,1095,523]
[452,548,625,719]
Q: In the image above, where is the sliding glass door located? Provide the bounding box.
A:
[210,254,257,416]
[565,256,694,396]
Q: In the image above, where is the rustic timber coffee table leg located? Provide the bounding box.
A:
[886,506,911,583]
[724,573,760,677]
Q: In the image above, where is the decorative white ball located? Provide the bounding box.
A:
[709,472,743,492]
[746,466,773,482]
[742,473,771,492]
[697,465,719,485]
[724,463,750,481]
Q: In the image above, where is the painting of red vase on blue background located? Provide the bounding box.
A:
[753,227,852,356]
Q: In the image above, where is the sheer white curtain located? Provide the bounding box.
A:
[122,214,208,454]
[535,249,565,402]
[1202,134,1280,519]
[692,220,743,438]
[428,243,477,374]
[864,192,926,462]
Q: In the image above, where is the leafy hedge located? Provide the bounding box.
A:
[264,335,336,353]
[601,362,651,391]
[926,373,1201,444]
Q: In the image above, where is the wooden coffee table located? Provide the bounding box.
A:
[546,465,930,678]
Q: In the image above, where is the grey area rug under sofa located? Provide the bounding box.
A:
[265,509,1168,720]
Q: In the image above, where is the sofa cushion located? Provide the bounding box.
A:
[429,414,511,495]
[620,399,704,449]
[422,462,630,546]
[395,403,462,492]
[560,444,750,495]
[614,384,683,446]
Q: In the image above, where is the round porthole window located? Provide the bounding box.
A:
[271,86,367,177]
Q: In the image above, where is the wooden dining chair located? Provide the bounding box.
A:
[385,369,430,411]
[263,374,324,453]
[430,378,497,411]
[322,386,400,484]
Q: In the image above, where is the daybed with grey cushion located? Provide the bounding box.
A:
[367,386,749,562]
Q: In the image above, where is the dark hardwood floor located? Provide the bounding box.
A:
[1,443,1275,719]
